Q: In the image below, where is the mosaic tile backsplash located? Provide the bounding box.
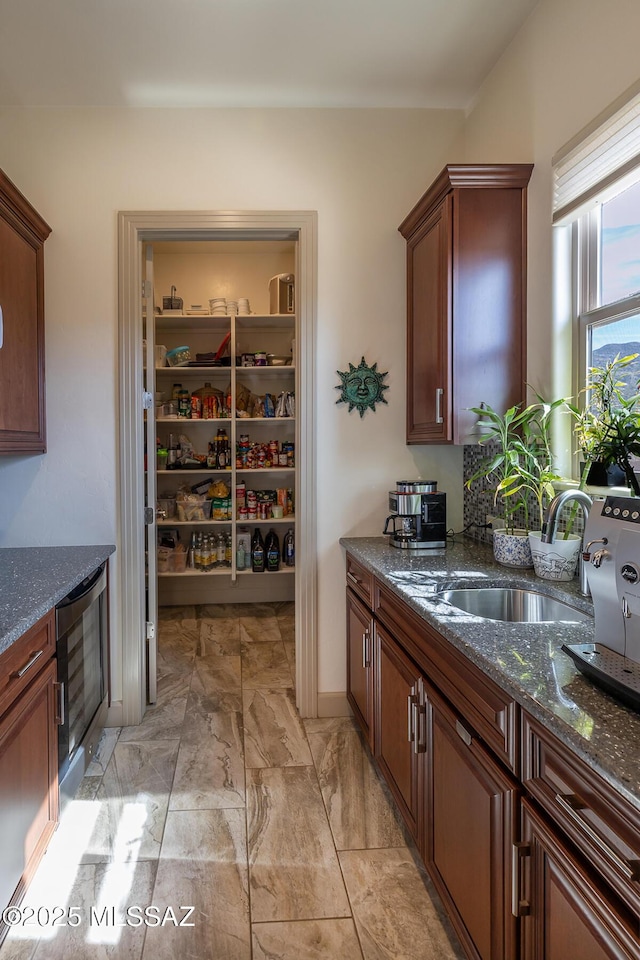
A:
[462,442,585,543]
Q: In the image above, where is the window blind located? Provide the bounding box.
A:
[552,79,640,224]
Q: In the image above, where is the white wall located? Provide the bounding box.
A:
[462,0,640,416]
[0,107,465,699]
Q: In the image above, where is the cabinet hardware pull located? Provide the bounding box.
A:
[347,572,361,586]
[555,793,639,881]
[413,702,427,754]
[361,630,371,669]
[511,841,531,917]
[0,304,3,349]
[407,692,417,742]
[12,649,44,679]
[54,681,65,726]
[435,388,444,424]
[455,719,472,747]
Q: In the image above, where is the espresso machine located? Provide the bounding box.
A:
[383,480,447,550]
[563,495,640,710]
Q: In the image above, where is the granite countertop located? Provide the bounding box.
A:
[340,536,640,814]
[0,545,116,655]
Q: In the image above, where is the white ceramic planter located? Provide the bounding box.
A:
[528,531,582,582]
[492,528,533,568]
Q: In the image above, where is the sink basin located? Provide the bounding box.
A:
[437,587,590,623]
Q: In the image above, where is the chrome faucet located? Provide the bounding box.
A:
[541,489,593,596]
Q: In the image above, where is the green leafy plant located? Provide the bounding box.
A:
[566,353,640,496]
[467,396,564,533]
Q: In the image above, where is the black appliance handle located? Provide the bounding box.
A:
[56,563,107,636]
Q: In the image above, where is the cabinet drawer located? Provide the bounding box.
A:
[0,611,55,720]
[345,553,373,608]
[522,711,640,914]
[374,580,518,773]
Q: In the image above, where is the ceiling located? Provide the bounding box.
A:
[0,0,538,110]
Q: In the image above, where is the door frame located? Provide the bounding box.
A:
[117,209,318,724]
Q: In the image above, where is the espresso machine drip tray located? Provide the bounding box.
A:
[562,643,640,712]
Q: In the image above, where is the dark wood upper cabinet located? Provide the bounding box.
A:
[399,164,533,445]
[0,169,51,454]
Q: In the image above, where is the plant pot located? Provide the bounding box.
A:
[492,528,533,568]
[528,531,582,582]
[581,461,626,486]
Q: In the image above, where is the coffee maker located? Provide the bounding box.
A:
[383,480,447,550]
[563,495,640,710]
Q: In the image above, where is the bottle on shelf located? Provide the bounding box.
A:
[172,383,183,401]
[195,532,203,570]
[251,528,265,573]
[283,528,295,567]
[225,532,233,567]
[216,533,226,567]
[178,388,191,418]
[236,537,246,571]
[265,528,280,572]
[187,531,197,569]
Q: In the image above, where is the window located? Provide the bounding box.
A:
[552,79,640,477]
[576,176,640,396]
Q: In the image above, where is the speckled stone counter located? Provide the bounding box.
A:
[340,536,640,814]
[0,545,115,655]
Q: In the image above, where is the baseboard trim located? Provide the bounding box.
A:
[106,700,124,726]
[316,692,352,718]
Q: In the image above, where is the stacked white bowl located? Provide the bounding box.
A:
[237,298,251,315]
[209,297,227,316]
[226,299,238,316]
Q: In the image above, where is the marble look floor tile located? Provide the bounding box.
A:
[198,617,241,656]
[252,919,364,960]
[306,718,407,851]
[170,690,245,810]
[339,849,465,960]
[75,776,103,802]
[283,639,295,677]
[78,740,179,863]
[279,620,295,644]
[197,602,247,620]
[158,604,197,621]
[274,601,295,618]
[239,616,282,643]
[191,654,242,698]
[0,860,157,960]
[241,641,292,689]
[156,620,199,673]
[85,727,122,778]
[118,674,190,743]
[247,766,350,922]
[142,808,250,960]
[243,688,312,769]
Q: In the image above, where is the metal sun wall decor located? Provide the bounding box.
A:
[335,356,389,418]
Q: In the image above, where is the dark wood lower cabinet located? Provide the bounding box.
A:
[344,554,640,960]
[425,688,518,960]
[520,799,639,960]
[346,588,374,748]
[0,658,58,920]
[374,622,423,841]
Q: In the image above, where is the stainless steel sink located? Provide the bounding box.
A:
[437,587,590,623]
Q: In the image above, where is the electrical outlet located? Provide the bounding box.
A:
[486,514,498,527]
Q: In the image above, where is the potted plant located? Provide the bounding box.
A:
[566,353,640,496]
[467,397,564,567]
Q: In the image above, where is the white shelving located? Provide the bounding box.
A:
[153,303,297,593]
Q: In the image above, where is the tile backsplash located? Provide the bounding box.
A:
[462,443,585,542]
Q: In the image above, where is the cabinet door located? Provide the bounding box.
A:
[425,688,518,960]
[374,623,423,840]
[520,799,640,960]
[0,658,58,917]
[405,194,451,444]
[0,172,50,454]
[346,588,374,748]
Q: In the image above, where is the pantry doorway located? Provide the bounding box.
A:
[117,210,317,725]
